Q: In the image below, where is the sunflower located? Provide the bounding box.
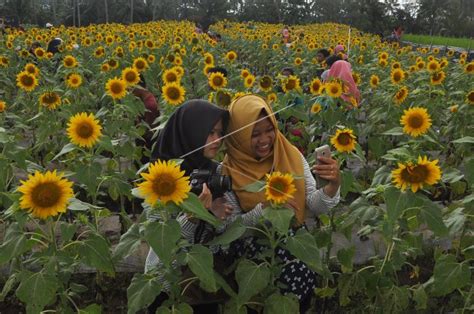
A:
[101,63,110,72]
[427,60,440,73]
[282,75,301,93]
[391,156,442,193]
[203,52,214,65]
[393,86,409,105]
[400,107,432,137]
[240,69,250,79]
[63,55,78,68]
[379,52,389,60]
[325,81,343,98]
[105,77,127,100]
[16,71,39,92]
[39,91,62,110]
[430,71,445,85]
[67,112,102,147]
[225,51,237,62]
[370,75,379,88]
[18,170,74,219]
[311,103,322,114]
[208,72,228,90]
[378,59,387,67]
[465,62,474,74]
[309,78,323,95]
[244,74,256,88]
[122,67,140,86]
[267,93,277,104]
[416,61,425,70]
[0,56,8,67]
[264,172,297,205]
[215,90,232,107]
[352,73,361,85]
[107,58,119,69]
[259,75,273,92]
[162,83,186,106]
[391,62,401,70]
[467,91,474,105]
[34,47,46,59]
[137,160,191,206]
[449,105,458,113]
[133,57,149,72]
[390,68,405,84]
[294,57,303,66]
[171,66,184,78]
[94,47,105,58]
[162,68,180,84]
[66,73,82,89]
[330,128,357,153]
[24,63,39,76]
[0,100,6,112]
[148,55,156,63]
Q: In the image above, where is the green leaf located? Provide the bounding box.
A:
[465,158,474,186]
[243,180,266,193]
[413,285,427,310]
[285,229,322,273]
[314,287,336,298]
[384,187,407,224]
[432,254,470,296]
[127,273,162,314]
[442,167,464,183]
[185,245,217,292]
[74,162,102,195]
[16,271,59,313]
[235,259,271,303]
[0,273,18,301]
[59,221,78,244]
[52,143,76,161]
[418,198,449,236]
[0,222,31,265]
[337,247,355,273]
[207,218,246,246]
[444,207,466,236]
[340,170,354,198]
[144,219,181,265]
[181,193,220,227]
[452,136,474,144]
[78,304,102,314]
[113,223,142,261]
[263,293,299,314]
[78,233,115,275]
[382,126,404,136]
[263,207,294,234]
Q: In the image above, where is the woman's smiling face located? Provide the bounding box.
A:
[250,114,275,159]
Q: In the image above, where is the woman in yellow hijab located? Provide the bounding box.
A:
[222,95,341,308]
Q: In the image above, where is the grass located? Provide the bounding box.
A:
[403,34,473,50]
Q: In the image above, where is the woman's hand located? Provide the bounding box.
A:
[210,197,233,221]
[198,183,212,209]
[312,156,341,198]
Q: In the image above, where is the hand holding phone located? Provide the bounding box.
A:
[314,145,331,188]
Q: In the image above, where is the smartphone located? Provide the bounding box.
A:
[314,145,331,188]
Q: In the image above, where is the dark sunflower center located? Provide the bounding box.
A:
[21,75,34,86]
[152,175,176,196]
[126,72,137,82]
[77,122,94,138]
[393,72,401,81]
[43,93,58,105]
[167,87,180,100]
[260,77,271,88]
[330,85,339,94]
[65,59,74,66]
[312,82,321,90]
[136,61,145,69]
[270,179,286,196]
[337,133,352,145]
[111,82,123,94]
[31,182,61,208]
[468,92,474,102]
[401,165,428,183]
[408,114,423,129]
[213,76,223,86]
[286,80,296,90]
[166,73,177,82]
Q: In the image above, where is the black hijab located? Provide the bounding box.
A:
[152,99,229,175]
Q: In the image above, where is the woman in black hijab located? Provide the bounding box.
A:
[146,99,232,313]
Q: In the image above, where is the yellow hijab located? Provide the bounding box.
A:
[222,95,306,223]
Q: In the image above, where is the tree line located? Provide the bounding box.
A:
[1,0,473,38]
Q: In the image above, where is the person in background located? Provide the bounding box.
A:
[282,25,291,44]
[334,44,348,60]
[47,38,63,55]
[326,60,361,106]
[321,55,342,82]
[316,48,330,64]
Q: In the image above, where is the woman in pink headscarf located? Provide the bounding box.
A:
[327,60,360,106]
[334,44,348,60]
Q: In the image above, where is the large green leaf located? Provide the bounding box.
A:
[180,193,220,227]
[285,229,322,273]
[78,304,102,314]
[235,259,271,303]
[0,222,31,265]
[185,244,217,292]
[418,198,449,236]
[337,247,355,273]
[432,254,470,296]
[452,136,474,144]
[77,233,115,275]
[207,218,246,246]
[16,270,59,313]
[112,223,142,261]
[74,162,102,195]
[413,285,427,310]
[127,273,162,314]
[263,207,294,234]
[144,219,181,265]
[156,303,193,314]
[384,186,407,224]
[263,293,299,314]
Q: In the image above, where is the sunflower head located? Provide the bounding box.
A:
[137,160,191,206]
[467,90,474,105]
[330,128,357,153]
[215,90,232,107]
[0,100,6,112]
[24,63,39,76]
[67,112,102,148]
[370,75,379,88]
[464,62,474,74]
[16,71,39,92]
[39,91,62,110]
[390,68,405,84]
[244,74,256,88]
[400,107,432,137]
[265,172,297,205]
[66,73,83,89]
[309,78,323,95]
[430,71,445,85]
[392,156,441,193]
[393,86,409,105]
[282,75,301,93]
[240,69,250,79]
[133,57,149,72]
[18,170,74,219]
[311,103,322,114]
[162,82,186,106]
[352,73,361,85]
[105,77,127,100]
[294,57,303,66]
[267,93,277,104]
[122,67,140,86]
[162,69,180,84]
[63,55,78,68]
[325,81,343,98]
[208,72,228,90]
[225,51,237,62]
[427,60,440,73]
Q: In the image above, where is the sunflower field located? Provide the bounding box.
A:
[0,20,473,313]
